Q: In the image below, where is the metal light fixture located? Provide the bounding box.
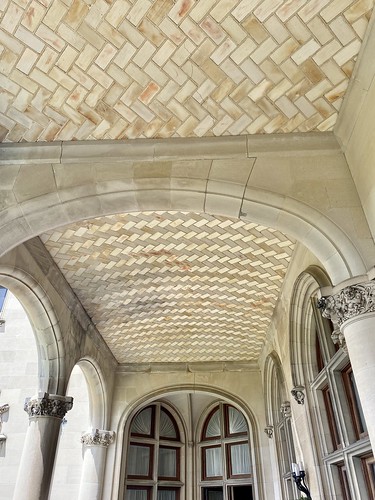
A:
[291,462,312,499]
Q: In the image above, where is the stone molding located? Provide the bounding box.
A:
[291,386,305,405]
[280,401,291,419]
[318,281,375,327]
[81,429,115,447]
[264,426,274,438]
[24,393,73,420]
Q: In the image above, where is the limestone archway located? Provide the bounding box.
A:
[0,266,64,395]
[0,135,371,286]
[77,357,108,430]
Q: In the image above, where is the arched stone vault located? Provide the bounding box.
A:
[0,133,372,285]
[0,266,64,395]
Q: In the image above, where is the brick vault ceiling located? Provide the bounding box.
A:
[40,212,295,364]
[1,0,374,142]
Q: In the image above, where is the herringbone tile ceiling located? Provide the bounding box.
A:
[41,212,295,364]
[1,0,373,142]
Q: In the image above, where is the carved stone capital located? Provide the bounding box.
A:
[280,401,291,419]
[264,426,273,438]
[291,386,305,405]
[318,281,375,327]
[24,393,73,420]
[81,428,115,447]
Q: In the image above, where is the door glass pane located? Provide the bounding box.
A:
[204,446,222,478]
[228,485,253,500]
[127,444,152,477]
[158,447,177,478]
[131,407,153,436]
[157,489,177,500]
[229,443,251,476]
[160,409,178,439]
[202,487,223,500]
[228,406,247,435]
[205,408,221,438]
[127,488,150,500]
[349,370,367,433]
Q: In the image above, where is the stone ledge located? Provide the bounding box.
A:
[0,132,339,165]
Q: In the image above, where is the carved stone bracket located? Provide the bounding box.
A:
[291,386,305,405]
[318,281,375,327]
[0,404,9,416]
[81,428,115,447]
[24,393,73,420]
[0,403,9,438]
[264,426,273,438]
[331,328,347,353]
[280,401,291,419]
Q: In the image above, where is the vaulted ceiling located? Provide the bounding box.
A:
[41,212,295,364]
[1,0,373,365]
[1,0,373,142]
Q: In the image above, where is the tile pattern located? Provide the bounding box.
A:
[0,0,373,142]
[41,212,295,364]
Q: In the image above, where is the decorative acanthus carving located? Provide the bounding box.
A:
[280,401,291,419]
[264,426,273,438]
[24,393,73,420]
[317,281,375,327]
[81,428,115,447]
[291,386,305,405]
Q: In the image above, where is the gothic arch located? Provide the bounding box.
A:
[76,357,108,430]
[0,158,368,286]
[289,266,331,386]
[0,266,65,395]
[112,384,263,500]
[263,351,288,426]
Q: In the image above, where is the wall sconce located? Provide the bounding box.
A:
[291,462,311,499]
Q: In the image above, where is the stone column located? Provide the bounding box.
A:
[13,392,73,500]
[318,281,375,450]
[78,428,115,500]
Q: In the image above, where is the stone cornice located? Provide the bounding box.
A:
[318,281,375,327]
[0,132,339,165]
[117,360,259,373]
[24,393,73,419]
[81,429,115,447]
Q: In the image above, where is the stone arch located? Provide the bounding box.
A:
[112,383,263,500]
[0,266,64,394]
[0,172,368,286]
[76,357,108,430]
[289,266,332,387]
[263,351,288,426]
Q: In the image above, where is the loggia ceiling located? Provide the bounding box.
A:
[0,0,373,142]
[41,212,295,364]
[3,0,371,365]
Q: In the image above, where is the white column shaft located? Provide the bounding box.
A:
[78,445,107,500]
[13,417,61,500]
[342,312,375,450]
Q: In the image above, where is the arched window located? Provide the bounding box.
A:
[125,403,184,500]
[199,403,253,500]
[290,269,374,499]
[264,353,296,499]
